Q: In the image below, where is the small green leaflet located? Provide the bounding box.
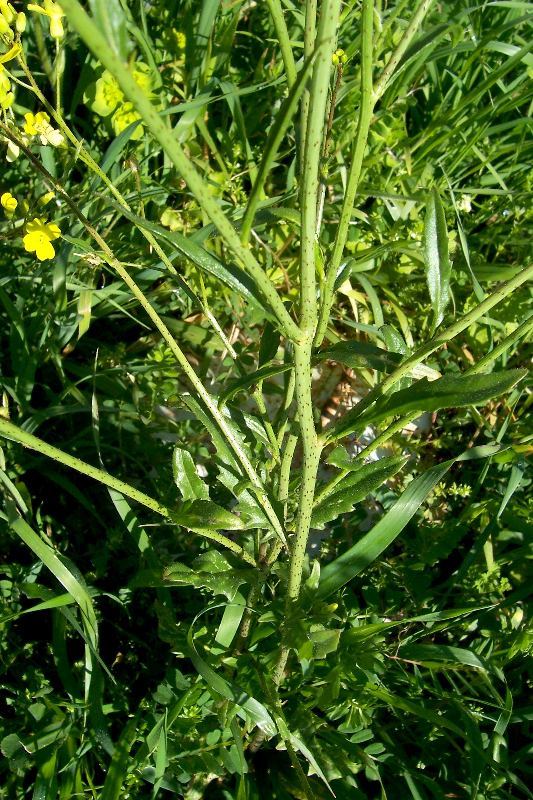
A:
[172,447,209,501]
[311,456,407,529]
[424,187,452,333]
[168,499,245,531]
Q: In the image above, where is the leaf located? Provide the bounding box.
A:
[169,499,246,531]
[316,340,403,372]
[316,340,440,380]
[398,644,488,672]
[132,551,252,601]
[218,362,291,408]
[311,456,407,529]
[258,321,281,366]
[317,444,504,598]
[424,188,452,332]
[327,369,527,442]
[104,199,276,317]
[172,447,209,501]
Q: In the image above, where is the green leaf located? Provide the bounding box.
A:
[172,447,209,501]
[169,499,246,531]
[311,456,407,529]
[258,321,281,366]
[398,644,488,672]
[327,369,527,441]
[218,362,291,408]
[317,444,504,598]
[316,340,403,372]
[424,188,452,332]
[132,551,252,601]
[316,340,440,380]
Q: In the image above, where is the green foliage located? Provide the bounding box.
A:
[0,1,530,799]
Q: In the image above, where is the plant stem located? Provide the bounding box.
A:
[315,0,435,347]
[265,0,342,691]
[314,0,374,346]
[265,0,297,88]
[299,0,318,167]
[300,0,341,334]
[373,0,435,101]
[60,0,301,343]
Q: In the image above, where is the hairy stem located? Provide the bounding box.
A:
[265,0,297,88]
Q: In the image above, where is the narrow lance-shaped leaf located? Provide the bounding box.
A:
[326,369,527,442]
[424,187,452,332]
[218,362,291,408]
[316,340,440,379]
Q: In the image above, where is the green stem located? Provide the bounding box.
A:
[373,0,435,101]
[314,0,374,347]
[467,315,533,375]
[300,0,341,334]
[265,0,297,88]
[0,122,286,549]
[60,0,301,342]
[0,417,254,564]
[299,0,318,168]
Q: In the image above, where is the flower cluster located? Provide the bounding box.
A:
[332,48,348,66]
[89,62,154,140]
[23,111,64,146]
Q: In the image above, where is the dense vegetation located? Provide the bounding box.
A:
[0,1,531,798]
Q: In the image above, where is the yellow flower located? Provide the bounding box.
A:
[27,1,65,40]
[91,70,123,116]
[111,102,143,139]
[0,65,13,109]
[16,12,26,33]
[23,217,61,261]
[1,190,17,215]
[23,111,64,146]
[91,63,153,124]
[173,30,186,50]
[0,1,15,25]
